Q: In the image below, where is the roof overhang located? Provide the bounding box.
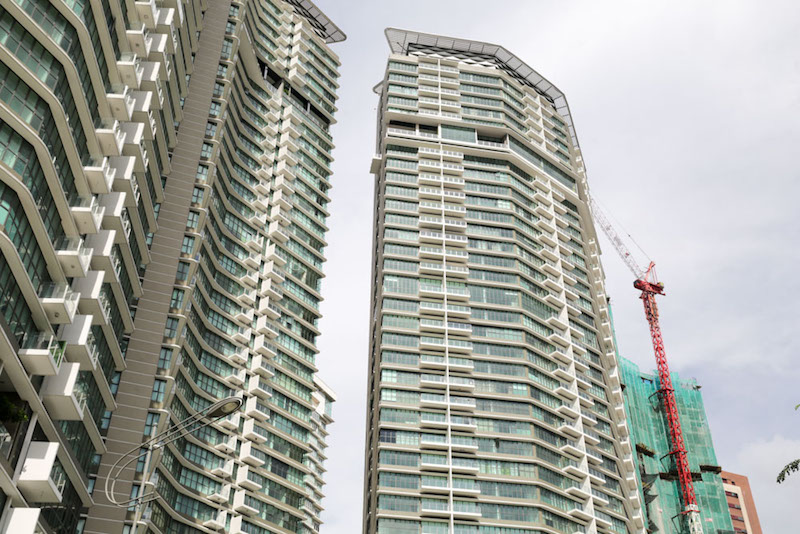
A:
[286,0,346,44]
[385,28,579,149]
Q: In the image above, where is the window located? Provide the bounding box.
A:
[128,484,139,511]
[220,39,233,59]
[186,211,199,229]
[110,372,121,396]
[196,164,210,181]
[144,412,160,437]
[441,125,476,143]
[164,318,179,338]
[151,379,167,402]
[176,261,190,281]
[205,121,217,138]
[135,448,148,472]
[157,348,173,370]
[180,236,195,255]
[191,187,204,204]
[200,142,213,159]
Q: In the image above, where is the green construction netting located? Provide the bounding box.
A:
[619,357,735,534]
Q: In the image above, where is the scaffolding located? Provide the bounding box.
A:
[619,357,735,534]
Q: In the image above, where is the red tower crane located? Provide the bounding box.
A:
[590,199,703,534]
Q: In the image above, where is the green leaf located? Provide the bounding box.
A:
[778,459,800,484]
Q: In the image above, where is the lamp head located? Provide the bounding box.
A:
[206,397,242,419]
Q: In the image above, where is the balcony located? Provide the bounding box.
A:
[419,301,470,318]
[0,508,43,534]
[18,442,66,503]
[565,484,591,501]
[561,439,584,458]
[253,335,277,358]
[95,118,125,156]
[245,233,264,253]
[259,279,283,301]
[232,326,251,344]
[585,447,604,465]
[244,396,270,422]
[208,483,231,504]
[235,307,254,326]
[246,376,272,400]
[41,363,85,420]
[267,220,290,243]
[70,196,105,235]
[568,503,594,522]
[555,383,578,401]
[106,85,134,121]
[99,192,129,238]
[203,510,227,530]
[39,283,80,324]
[242,417,267,444]
[219,412,241,430]
[71,272,115,328]
[233,490,257,515]
[223,368,246,387]
[240,441,265,466]
[578,391,595,408]
[54,237,93,277]
[211,459,234,478]
[18,332,66,376]
[236,465,261,491]
[559,419,582,439]
[252,313,279,341]
[250,355,274,378]
[215,435,237,454]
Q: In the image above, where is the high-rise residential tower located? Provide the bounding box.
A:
[619,357,734,533]
[364,29,645,534]
[0,0,343,533]
[83,1,345,533]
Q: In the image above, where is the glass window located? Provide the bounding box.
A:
[150,380,166,402]
[441,125,476,143]
[164,318,179,338]
[180,236,195,255]
[154,347,171,371]
[176,261,190,281]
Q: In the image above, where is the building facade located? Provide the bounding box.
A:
[363,29,646,534]
[619,357,734,534]
[0,0,184,530]
[0,0,343,533]
[720,471,761,534]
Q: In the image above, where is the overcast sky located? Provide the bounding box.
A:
[309,1,800,532]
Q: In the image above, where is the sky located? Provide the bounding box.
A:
[308,1,800,532]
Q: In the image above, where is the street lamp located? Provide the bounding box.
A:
[103,396,242,520]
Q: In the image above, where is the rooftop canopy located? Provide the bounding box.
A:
[286,0,346,44]
[384,28,579,149]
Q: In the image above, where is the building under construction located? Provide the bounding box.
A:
[619,357,735,534]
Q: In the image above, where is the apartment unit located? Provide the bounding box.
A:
[619,357,734,533]
[0,0,342,532]
[720,471,762,534]
[364,29,645,534]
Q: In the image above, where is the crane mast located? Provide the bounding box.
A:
[589,199,703,534]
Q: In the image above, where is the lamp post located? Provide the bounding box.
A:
[103,396,242,531]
